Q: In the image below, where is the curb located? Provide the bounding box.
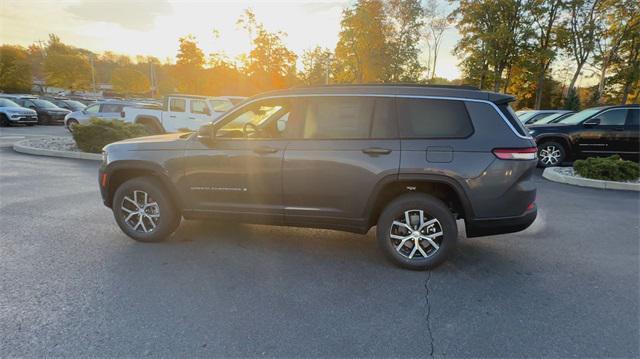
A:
[542,167,640,192]
[13,139,101,161]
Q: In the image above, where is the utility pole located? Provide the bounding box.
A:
[90,56,97,95]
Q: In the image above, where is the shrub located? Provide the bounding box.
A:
[573,155,640,182]
[72,118,149,153]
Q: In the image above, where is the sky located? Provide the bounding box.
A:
[0,0,462,80]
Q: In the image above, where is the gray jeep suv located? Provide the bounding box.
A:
[99,85,538,269]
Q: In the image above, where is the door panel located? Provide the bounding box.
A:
[576,109,628,156]
[622,109,640,159]
[167,98,190,131]
[282,97,400,227]
[187,99,213,130]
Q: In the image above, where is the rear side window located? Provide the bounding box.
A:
[100,104,122,112]
[190,99,209,115]
[397,98,472,138]
[170,98,186,112]
[498,104,528,137]
[627,109,639,126]
[302,97,373,139]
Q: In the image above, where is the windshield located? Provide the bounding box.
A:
[209,99,234,112]
[557,107,604,125]
[517,112,537,122]
[31,99,60,109]
[533,112,572,125]
[63,100,86,111]
[0,99,20,107]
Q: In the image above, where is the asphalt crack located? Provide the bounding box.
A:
[425,270,435,357]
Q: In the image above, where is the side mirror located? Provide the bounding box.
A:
[196,124,214,140]
[583,118,600,127]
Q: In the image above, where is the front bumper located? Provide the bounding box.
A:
[9,115,38,124]
[465,204,537,238]
[40,113,66,124]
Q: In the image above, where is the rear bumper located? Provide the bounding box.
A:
[465,204,537,238]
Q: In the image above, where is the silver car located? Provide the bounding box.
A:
[64,100,143,132]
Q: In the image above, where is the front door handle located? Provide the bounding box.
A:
[253,146,278,154]
[362,147,392,155]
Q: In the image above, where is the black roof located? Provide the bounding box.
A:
[255,84,515,104]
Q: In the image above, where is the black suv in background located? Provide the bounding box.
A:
[529,105,640,167]
[0,95,71,125]
[99,85,538,269]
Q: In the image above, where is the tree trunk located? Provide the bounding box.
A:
[503,65,513,93]
[534,64,546,109]
[568,62,584,94]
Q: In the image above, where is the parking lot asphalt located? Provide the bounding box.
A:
[0,146,638,357]
[0,125,70,148]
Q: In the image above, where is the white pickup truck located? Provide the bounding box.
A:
[120,94,245,133]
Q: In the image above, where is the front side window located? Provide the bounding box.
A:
[301,97,373,139]
[170,98,186,112]
[190,100,209,115]
[597,109,627,126]
[85,104,100,113]
[216,99,290,139]
[397,98,473,138]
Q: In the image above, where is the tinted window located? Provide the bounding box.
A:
[371,98,397,138]
[302,97,373,139]
[598,109,627,126]
[397,98,472,138]
[170,98,186,112]
[101,104,122,113]
[217,99,290,139]
[627,109,639,126]
[190,99,209,115]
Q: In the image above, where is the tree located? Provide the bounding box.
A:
[111,67,150,95]
[0,45,32,93]
[43,53,91,91]
[385,0,424,81]
[300,46,333,85]
[174,35,206,94]
[563,86,581,109]
[530,0,565,109]
[244,27,297,91]
[564,0,601,94]
[423,0,451,81]
[334,0,391,83]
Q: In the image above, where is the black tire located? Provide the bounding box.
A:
[537,141,566,167]
[112,176,180,242]
[66,119,79,132]
[377,193,457,270]
[0,114,10,127]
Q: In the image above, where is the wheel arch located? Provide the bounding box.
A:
[134,115,164,133]
[365,174,473,229]
[104,161,181,210]
[535,134,573,154]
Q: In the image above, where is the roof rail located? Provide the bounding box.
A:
[293,83,480,91]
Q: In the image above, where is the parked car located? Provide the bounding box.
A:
[0,94,71,125]
[99,85,538,270]
[64,100,150,132]
[0,98,38,126]
[42,97,87,112]
[526,111,575,126]
[120,94,247,133]
[529,105,640,167]
[516,110,573,125]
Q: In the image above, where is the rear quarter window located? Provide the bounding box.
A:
[396,98,473,138]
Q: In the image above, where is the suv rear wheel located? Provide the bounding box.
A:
[112,177,180,242]
[377,193,457,270]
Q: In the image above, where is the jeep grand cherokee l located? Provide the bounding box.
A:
[99,85,538,270]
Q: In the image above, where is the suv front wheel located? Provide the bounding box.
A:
[377,193,457,270]
[112,177,180,242]
[537,141,565,167]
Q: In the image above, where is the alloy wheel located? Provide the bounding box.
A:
[120,190,160,233]
[539,145,562,166]
[389,209,443,260]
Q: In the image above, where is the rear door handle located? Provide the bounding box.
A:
[362,147,392,155]
[253,146,278,154]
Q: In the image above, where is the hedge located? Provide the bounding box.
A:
[72,118,149,153]
[573,155,639,182]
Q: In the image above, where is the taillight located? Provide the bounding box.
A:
[493,147,537,160]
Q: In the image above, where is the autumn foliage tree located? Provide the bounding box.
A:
[243,26,297,91]
[111,67,150,95]
[0,45,32,93]
[173,35,206,94]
